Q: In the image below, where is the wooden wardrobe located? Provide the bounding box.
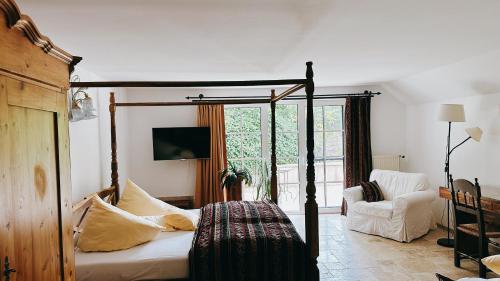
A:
[0,0,79,280]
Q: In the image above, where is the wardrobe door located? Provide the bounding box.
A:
[0,76,72,281]
[0,77,15,281]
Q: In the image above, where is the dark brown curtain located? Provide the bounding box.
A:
[341,97,372,215]
[194,105,228,208]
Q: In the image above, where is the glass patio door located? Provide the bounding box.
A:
[297,100,345,213]
[282,100,345,213]
[224,99,345,214]
[311,104,344,209]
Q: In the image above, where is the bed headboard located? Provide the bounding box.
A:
[72,186,117,238]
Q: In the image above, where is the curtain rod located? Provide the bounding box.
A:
[185,91,381,101]
[115,99,271,107]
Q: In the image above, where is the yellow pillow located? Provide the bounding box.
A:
[117,179,199,230]
[117,179,177,216]
[482,254,500,274]
[77,196,164,252]
[164,209,199,231]
[142,215,175,232]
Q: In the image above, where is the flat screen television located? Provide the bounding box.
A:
[152,127,211,160]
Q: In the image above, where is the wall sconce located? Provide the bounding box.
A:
[70,75,97,122]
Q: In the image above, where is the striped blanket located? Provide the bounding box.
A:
[189,200,306,281]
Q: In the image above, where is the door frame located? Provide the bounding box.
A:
[225,98,346,215]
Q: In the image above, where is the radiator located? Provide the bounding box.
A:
[372,155,404,171]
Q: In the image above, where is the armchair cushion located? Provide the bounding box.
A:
[393,190,436,216]
[360,180,384,202]
[343,185,363,205]
[351,200,393,219]
[370,169,429,200]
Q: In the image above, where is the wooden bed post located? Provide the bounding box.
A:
[110,92,119,204]
[270,89,278,204]
[304,61,319,281]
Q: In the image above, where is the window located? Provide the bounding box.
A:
[313,105,344,208]
[224,107,263,200]
[270,104,300,211]
[224,101,345,213]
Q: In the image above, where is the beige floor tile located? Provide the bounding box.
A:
[289,214,500,280]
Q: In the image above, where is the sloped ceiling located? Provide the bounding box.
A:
[16,0,500,94]
[382,49,500,103]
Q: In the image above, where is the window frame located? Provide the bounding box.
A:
[224,98,345,214]
[311,102,345,210]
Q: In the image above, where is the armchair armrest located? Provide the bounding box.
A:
[343,186,364,206]
[393,190,436,214]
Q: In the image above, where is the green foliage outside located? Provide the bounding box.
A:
[224,104,343,184]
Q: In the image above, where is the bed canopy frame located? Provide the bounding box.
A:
[71,61,322,280]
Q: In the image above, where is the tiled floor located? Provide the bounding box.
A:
[289,214,500,281]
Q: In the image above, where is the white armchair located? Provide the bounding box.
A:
[343,169,436,242]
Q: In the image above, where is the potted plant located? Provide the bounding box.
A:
[220,161,252,201]
[255,160,272,201]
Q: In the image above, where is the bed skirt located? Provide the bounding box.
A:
[189,200,306,281]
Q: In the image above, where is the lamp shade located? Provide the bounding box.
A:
[465,127,482,142]
[438,104,465,122]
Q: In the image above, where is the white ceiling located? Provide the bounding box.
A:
[16,0,500,86]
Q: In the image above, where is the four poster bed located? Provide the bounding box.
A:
[71,62,319,281]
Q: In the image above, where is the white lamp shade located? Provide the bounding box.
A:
[465,127,482,142]
[438,104,465,122]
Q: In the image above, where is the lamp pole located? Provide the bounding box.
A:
[437,123,473,248]
[437,122,454,247]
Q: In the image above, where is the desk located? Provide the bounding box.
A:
[439,186,500,222]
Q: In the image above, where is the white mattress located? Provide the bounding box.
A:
[76,207,199,281]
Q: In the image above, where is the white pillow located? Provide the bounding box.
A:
[77,196,164,252]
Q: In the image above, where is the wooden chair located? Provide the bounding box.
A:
[450,176,500,278]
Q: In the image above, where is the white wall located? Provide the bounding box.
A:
[69,68,129,202]
[69,68,102,202]
[124,88,198,197]
[121,86,406,198]
[385,50,500,225]
[369,88,407,163]
[406,94,500,225]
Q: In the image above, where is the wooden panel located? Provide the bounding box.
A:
[157,196,194,209]
[6,76,63,112]
[0,1,76,279]
[0,12,70,88]
[0,76,15,280]
[57,94,76,281]
[9,106,62,281]
[2,76,74,281]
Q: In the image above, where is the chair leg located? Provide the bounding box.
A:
[454,252,460,267]
[478,238,489,278]
[479,263,487,279]
[454,232,461,267]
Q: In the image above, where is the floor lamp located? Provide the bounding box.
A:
[437,104,482,247]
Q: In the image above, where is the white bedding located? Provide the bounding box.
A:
[76,230,194,281]
[75,206,201,281]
